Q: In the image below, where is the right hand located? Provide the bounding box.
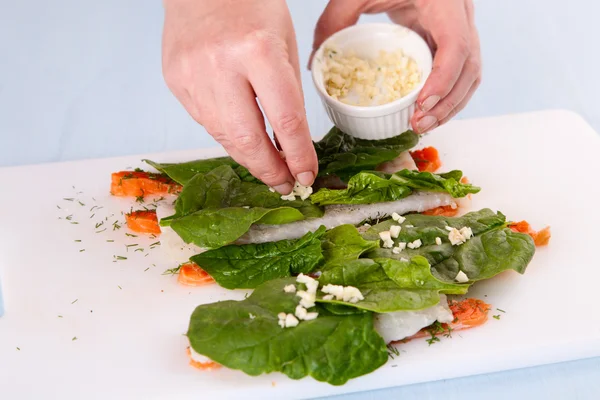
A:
[162,0,318,194]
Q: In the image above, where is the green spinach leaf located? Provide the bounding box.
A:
[314,127,419,181]
[317,257,468,313]
[191,227,326,289]
[169,207,306,249]
[311,169,479,206]
[187,277,388,385]
[364,209,535,283]
[320,224,379,265]
[144,157,257,185]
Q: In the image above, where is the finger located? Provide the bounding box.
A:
[248,53,318,187]
[212,73,294,194]
[416,0,471,112]
[411,54,480,133]
[309,0,364,68]
[438,75,481,126]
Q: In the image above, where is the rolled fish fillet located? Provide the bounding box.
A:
[374,294,454,343]
[238,191,456,244]
[156,201,205,263]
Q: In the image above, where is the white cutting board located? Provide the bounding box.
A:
[0,110,599,399]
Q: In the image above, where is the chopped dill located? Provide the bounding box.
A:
[71,299,78,304]
[496,308,506,313]
[79,249,85,252]
[114,255,127,261]
[96,228,107,233]
[144,267,149,272]
[78,201,85,206]
[135,195,144,203]
[106,239,114,242]
[149,241,160,248]
[112,220,121,231]
[63,198,74,201]
[162,265,182,275]
[74,240,81,242]
[72,337,77,341]
[70,222,79,225]
[95,221,104,229]
[118,285,122,290]
[387,344,400,359]
[125,233,137,237]
[66,215,73,221]
[90,213,95,219]
[493,315,501,320]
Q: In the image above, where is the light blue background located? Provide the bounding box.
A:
[1,0,599,398]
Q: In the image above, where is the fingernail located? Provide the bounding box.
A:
[274,182,293,195]
[420,95,440,112]
[417,115,438,133]
[297,171,315,186]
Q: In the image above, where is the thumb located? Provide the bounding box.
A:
[309,0,365,68]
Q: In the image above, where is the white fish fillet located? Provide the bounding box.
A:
[238,191,456,244]
[374,294,454,343]
[156,201,205,262]
[376,151,418,173]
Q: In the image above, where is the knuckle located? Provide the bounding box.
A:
[232,132,263,155]
[259,169,287,184]
[242,30,283,58]
[275,112,306,137]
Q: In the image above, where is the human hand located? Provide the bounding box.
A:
[162,0,317,194]
[311,0,481,134]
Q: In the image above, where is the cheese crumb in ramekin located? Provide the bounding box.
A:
[322,48,421,107]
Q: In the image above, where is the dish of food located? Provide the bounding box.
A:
[108,126,550,386]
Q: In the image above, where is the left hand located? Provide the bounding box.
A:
[310,0,482,134]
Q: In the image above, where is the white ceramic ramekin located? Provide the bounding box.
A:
[311,23,433,140]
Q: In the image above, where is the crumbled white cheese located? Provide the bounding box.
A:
[389,225,402,239]
[322,284,364,303]
[363,223,371,228]
[405,225,414,228]
[322,47,421,106]
[305,280,319,295]
[242,206,250,209]
[435,237,442,245]
[391,212,404,222]
[379,231,392,241]
[278,312,300,328]
[447,226,474,246]
[459,227,473,240]
[379,230,394,248]
[283,284,296,293]
[407,239,422,249]
[392,247,401,254]
[303,312,319,321]
[249,313,256,320]
[296,290,316,309]
[295,305,308,320]
[455,270,469,283]
[322,294,334,301]
[296,273,315,285]
[397,242,407,250]
[321,284,344,299]
[285,314,299,328]
[297,273,318,294]
[342,286,365,303]
[400,257,409,262]
[269,187,276,193]
[281,193,296,201]
[280,181,313,201]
